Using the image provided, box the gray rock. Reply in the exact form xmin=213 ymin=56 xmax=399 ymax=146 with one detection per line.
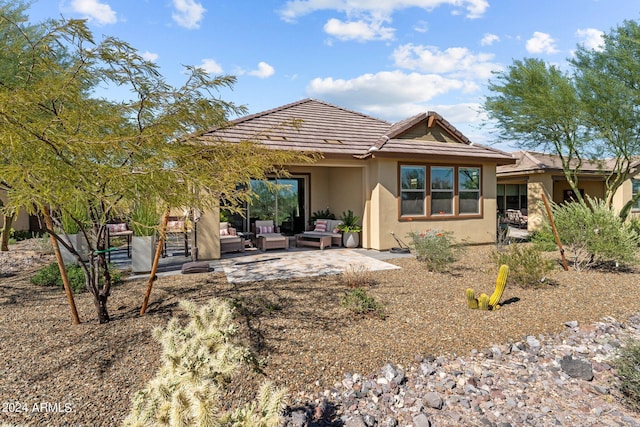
xmin=424 ymin=391 xmax=443 ymax=409
xmin=564 ymin=320 xmax=579 ymax=328
xmin=560 ymin=356 xmax=594 ymax=381
xmin=345 ymin=415 xmax=367 ymax=427
xmin=412 ymin=413 xmax=431 ymax=427
xmin=288 ymin=410 xmax=307 ymax=427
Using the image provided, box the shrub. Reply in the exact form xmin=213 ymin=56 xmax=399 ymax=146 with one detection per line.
xmin=539 ymin=197 xmax=638 ymax=270
xmin=31 ymin=262 xmax=121 ymax=293
xmin=341 ymin=264 xmax=374 ymax=288
xmin=407 ymin=229 xmax=465 ymax=272
xmin=124 ymin=298 xmax=287 ymax=426
xmin=614 ymin=339 xmax=640 ymax=412
xmin=341 ymin=288 xmax=385 ymax=319
xmin=490 ymin=244 xmax=555 ymax=288
xmin=530 ymin=230 xmax=559 ymax=252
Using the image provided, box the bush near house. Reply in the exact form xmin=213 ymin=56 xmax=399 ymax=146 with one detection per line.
xmin=408 ymin=229 xmax=466 ymax=272
xmin=490 ymin=244 xmax=555 ymax=288
xmin=537 ymin=197 xmax=638 ymax=270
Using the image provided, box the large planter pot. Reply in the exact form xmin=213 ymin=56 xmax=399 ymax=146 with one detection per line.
xmin=60 ymin=233 xmax=89 ymax=264
xmin=132 ymin=235 xmax=156 ymax=273
xmin=343 ymin=231 xmax=360 ymax=248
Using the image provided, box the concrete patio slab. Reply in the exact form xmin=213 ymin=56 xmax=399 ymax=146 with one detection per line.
xmin=219 ymin=248 xmax=402 ymax=284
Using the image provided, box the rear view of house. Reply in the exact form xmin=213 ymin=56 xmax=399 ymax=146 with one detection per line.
xmin=198 ymin=99 xmax=515 ymax=258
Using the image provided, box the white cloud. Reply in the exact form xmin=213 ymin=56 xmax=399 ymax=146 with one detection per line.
xmin=576 ymin=28 xmax=604 ymax=51
xmin=413 ymin=20 xmax=428 ymax=33
xmin=307 ymin=70 xmax=468 ymax=109
xmin=280 ymin=0 xmax=489 ymax=22
xmin=392 ymin=44 xmax=502 ymax=80
xmin=198 ymin=59 xmax=223 ymax=74
xmin=526 ymin=31 xmax=559 ymax=54
xmin=70 ymin=0 xmax=117 ymax=25
xmin=171 ymin=0 xmax=206 ymax=29
xmin=480 ymin=33 xmax=499 ymax=46
xmin=324 ymin=18 xmax=395 ymax=41
xmin=248 ymin=62 xmax=275 ymax=78
xmin=141 ymin=51 xmax=159 ymax=62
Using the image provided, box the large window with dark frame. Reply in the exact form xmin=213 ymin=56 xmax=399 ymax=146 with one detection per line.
xmin=399 ymin=164 xmax=482 ymax=218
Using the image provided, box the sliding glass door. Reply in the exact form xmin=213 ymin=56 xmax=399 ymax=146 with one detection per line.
xmin=248 ymin=176 xmax=307 ymax=235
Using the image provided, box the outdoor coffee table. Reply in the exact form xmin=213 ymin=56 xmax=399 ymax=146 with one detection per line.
xmin=295 ymin=233 xmax=332 ymax=250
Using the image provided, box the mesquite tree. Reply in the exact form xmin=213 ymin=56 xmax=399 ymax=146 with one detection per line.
xmin=0 ymin=4 xmax=313 ymax=323
xmin=485 ymin=19 xmax=640 ymax=220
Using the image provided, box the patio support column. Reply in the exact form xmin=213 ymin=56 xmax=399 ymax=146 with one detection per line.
xmin=197 ymin=209 xmax=220 ymax=260
xmin=527 ymin=175 xmax=553 ymax=231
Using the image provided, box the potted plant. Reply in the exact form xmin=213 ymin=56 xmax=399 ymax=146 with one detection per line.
xmin=130 ymin=201 xmax=160 ymax=273
xmin=337 ymin=210 xmax=362 ymax=248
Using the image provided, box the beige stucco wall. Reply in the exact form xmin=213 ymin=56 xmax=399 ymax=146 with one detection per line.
xmin=197 ymin=209 xmax=220 ymax=260
xmin=0 ymin=189 xmax=30 ymax=232
xmin=365 ymin=158 xmax=499 ymax=250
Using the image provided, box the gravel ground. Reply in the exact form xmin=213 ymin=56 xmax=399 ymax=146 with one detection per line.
xmin=1 ymin=238 xmax=640 ymax=426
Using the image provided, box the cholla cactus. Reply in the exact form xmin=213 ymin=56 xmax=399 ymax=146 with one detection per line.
xmin=123 ymin=298 xmax=287 ymax=427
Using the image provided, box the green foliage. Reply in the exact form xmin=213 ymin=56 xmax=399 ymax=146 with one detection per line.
xmin=407 ymin=229 xmax=465 ymax=272
xmin=341 ymin=288 xmax=385 ymax=319
xmin=541 ymin=197 xmax=639 ymax=270
xmin=124 ymin=298 xmax=287 ymax=427
xmin=486 ymin=20 xmax=640 ymax=219
xmin=337 ymin=209 xmax=361 ymax=233
xmin=530 ymin=230 xmax=559 ymax=252
xmin=614 ymin=339 xmax=640 ymax=412
xmin=490 ymin=244 xmax=555 ymax=288
xmin=30 ymin=262 xmax=121 ymax=293
xmin=628 ymin=217 xmax=640 ymax=246
xmin=309 ymin=209 xmax=335 ymax=225
xmin=128 ymin=201 xmax=160 ymax=237
xmin=0 ymin=5 xmax=315 ymax=322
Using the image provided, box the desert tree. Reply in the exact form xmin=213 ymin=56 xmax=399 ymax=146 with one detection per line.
xmin=0 ymin=4 xmax=314 ymax=323
xmin=571 ymin=19 xmax=640 ymax=219
xmin=484 ymin=19 xmax=640 ymax=220
xmin=484 ymin=57 xmax=588 ymax=204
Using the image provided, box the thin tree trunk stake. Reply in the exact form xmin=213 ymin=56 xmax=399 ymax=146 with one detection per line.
xmin=541 ymin=193 xmax=569 ymax=271
xmin=140 ymin=208 xmax=170 ymax=315
xmin=43 ymin=207 xmax=81 ymax=324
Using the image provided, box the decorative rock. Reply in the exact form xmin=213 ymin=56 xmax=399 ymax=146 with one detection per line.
xmin=560 ymin=356 xmax=594 ymax=381
xmin=424 ymin=391 xmax=443 ymax=410
xmin=412 ymin=413 xmax=431 ymax=427
xmin=565 ymin=320 xmax=579 ymax=328
xmin=345 ymin=415 xmax=367 ymax=427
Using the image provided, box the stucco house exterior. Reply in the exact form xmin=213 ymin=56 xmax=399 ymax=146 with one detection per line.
xmin=496 ymin=150 xmax=640 ymax=231
xmin=196 ymin=99 xmax=515 ymax=259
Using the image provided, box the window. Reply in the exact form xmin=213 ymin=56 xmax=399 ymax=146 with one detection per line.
xmin=633 ymin=179 xmax=640 ymax=210
xmin=399 ymin=164 xmax=482 ymax=218
xmin=400 ymin=166 xmax=426 ymax=216
xmin=431 ymin=167 xmax=454 ymax=215
xmin=459 ymin=167 xmax=481 ymax=214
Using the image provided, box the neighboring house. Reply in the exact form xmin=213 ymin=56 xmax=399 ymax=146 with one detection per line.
xmin=496 ymin=150 xmax=640 ymax=231
xmin=197 ymin=99 xmax=514 ymax=259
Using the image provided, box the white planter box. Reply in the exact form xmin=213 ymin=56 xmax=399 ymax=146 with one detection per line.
xmin=60 ymin=233 xmax=89 ymax=264
xmin=132 ymin=235 xmax=156 ymax=273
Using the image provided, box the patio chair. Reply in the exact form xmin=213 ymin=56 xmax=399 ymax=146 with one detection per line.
xmin=220 ymin=222 xmax=245 ymax=254
xmin=253 ymin=220 xmax=288 ymax=251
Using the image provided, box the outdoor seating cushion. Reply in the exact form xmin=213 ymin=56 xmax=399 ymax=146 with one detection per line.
xmin=181 ymin=261 xmax=213 ymax=274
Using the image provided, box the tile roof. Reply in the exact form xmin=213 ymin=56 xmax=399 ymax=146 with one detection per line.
xmin=200 ymin=98 xmax=515 ymax=164
xmin=497 ymin=151 xmax=609 ymax=176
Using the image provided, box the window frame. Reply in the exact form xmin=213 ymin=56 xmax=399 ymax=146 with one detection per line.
xmin=632 ymin=179 xmax=640 ymax=211
xmin=399 ymin=165 xmax=427 ymax=217
xmin=398 ymin=163 xmax=483 ymax=220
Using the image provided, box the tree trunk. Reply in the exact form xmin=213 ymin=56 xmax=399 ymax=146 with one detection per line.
xmin=1 ymin=214 xmax=13 ymax=251
xmin=94 ymin=292 xmax=110 ymax=324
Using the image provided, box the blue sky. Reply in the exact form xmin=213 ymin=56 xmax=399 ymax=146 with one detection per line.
xmin=25 ymin=0 xmax=640 ymax=150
